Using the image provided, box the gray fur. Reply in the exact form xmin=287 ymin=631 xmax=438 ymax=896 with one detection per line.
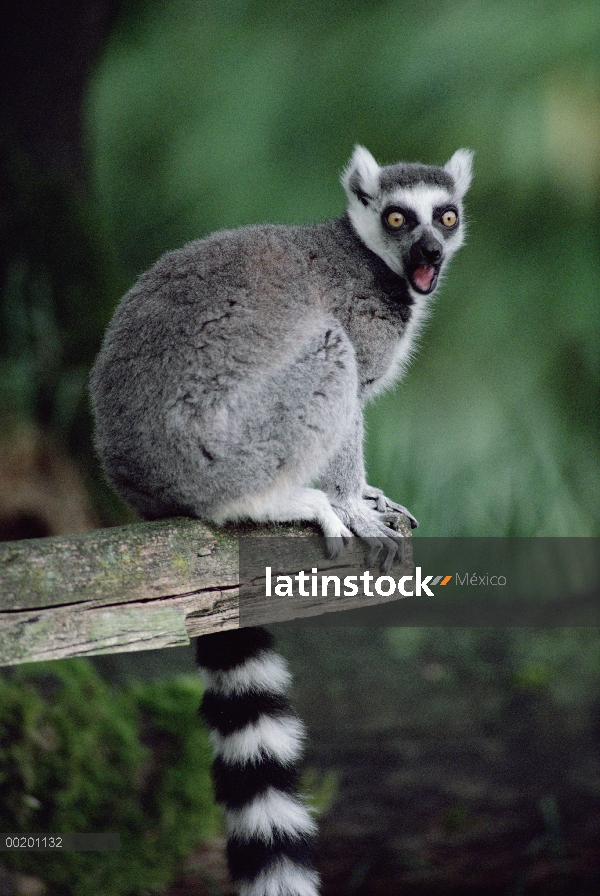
xmin=379 ymin=163 xmax=454 ymax=192
xmin=90 ymin=147 xmax=472 ymax=567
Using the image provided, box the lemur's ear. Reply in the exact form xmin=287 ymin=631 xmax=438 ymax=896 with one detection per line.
xmin=341 ymin=145 xmax=381 ymax=207
xmin=444 ymin=149 xmax=474 ymax=199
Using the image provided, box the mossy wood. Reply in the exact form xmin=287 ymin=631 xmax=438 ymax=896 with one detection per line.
xmin=0 ymin=517 xmax=412 ymax=666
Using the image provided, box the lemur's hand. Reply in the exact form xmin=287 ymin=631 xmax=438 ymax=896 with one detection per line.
xmin=362 ymin=485 xmax=419 ymax=529
xmin=330 ymin=499 xmax=405 ymax=572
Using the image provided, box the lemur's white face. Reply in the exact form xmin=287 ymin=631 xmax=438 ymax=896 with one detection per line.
xmin=342 ymin=146 xmax=473 ymax=300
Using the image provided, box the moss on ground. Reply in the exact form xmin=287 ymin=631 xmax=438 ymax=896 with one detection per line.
xmin=0 ymin=658 xmax=219 ymax=896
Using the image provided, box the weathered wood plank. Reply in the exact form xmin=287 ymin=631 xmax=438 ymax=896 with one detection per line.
xmin=0 ymin=516 xmax=412 ymax=666
xmin=0 ymin=590 xmax=239 ymax=665
xmin=0 ymin=518 xmax=238 ymax=610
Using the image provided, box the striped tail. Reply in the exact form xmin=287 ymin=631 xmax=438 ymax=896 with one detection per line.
xmin=196 ymin=627 xmax=320 ymax=896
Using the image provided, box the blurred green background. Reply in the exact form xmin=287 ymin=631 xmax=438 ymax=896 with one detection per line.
xmin=1 ymin=0 xmax=599 ymax=538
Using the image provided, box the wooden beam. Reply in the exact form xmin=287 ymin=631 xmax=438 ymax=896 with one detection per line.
xmin=0 ymin=516 xmax=412 ymax=666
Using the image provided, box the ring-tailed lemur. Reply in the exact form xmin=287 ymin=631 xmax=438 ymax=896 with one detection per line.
xmin=90 ymin=146 xmax=472 ymax=896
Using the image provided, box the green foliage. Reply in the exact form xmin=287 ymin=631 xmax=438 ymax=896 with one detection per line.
xmin=0 ymin=144 xmax=121 ymax=441
xmin=299 ymin=767 xmax=340 ymax=818
xmin=0 ymin=140 xmax=130 ymax=525
xmin=386 ymin=627 xmax=600 ymax=720
xmin=0 ymin=659 xmax=219 ymax=896
xmin=86 ymin=0 xmax=600 ymax=536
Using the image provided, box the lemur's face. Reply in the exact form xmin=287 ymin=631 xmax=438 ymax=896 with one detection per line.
xmin=342 ymin=147 xmax=473 ymax=300
xmin=378 ymin=184 xmax=462 ymax=295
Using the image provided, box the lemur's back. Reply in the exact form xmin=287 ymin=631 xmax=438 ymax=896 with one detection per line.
xmin=94 ymin=224 xmax=323 ymax=393
xmin=91 ymin=220 xmax=356 ymax=518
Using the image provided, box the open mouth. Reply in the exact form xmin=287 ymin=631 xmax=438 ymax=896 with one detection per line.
xmin=408 ymin=264 xmax=440 ymax=295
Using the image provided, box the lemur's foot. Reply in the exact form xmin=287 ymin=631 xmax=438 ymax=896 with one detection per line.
xmin=331 ymin=500 xmax=405 ymax=572
xmin=362 ymin=485 xmax=419 ymax=529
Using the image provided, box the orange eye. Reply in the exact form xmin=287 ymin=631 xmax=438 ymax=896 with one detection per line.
xmin=442 ymin=209 xmax=457 ymax=227
xmin=386 ymin=211 xmax=405 ymax=228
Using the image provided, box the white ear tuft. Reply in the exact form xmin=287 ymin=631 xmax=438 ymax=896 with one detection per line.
xmin=341 ymin=145 xmax=381 ymax=206
xmin=444 ymin=148 xmax=474 ymax=199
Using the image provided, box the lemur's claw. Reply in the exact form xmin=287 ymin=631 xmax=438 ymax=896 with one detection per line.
xmin=363 ymin=486 xmax=419 ymax=529
xmin=323 ymin=530 xmax=352 ymax=560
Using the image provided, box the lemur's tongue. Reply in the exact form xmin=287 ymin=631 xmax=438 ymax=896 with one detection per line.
xmin=412 ymin=264 xmax=435 ymax=292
